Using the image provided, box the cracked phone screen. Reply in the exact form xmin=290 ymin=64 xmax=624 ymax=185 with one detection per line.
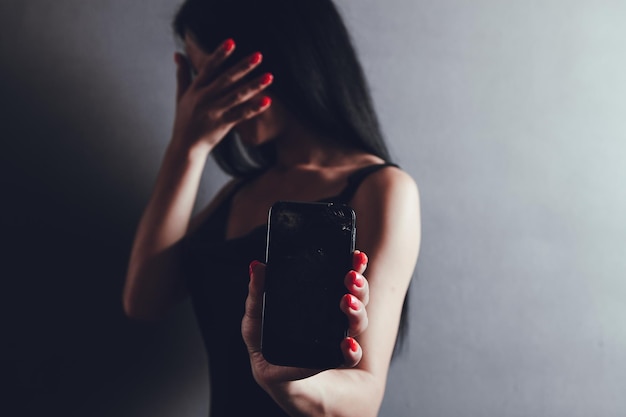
xmin=262 ymin=201 xmax=355 ymax=369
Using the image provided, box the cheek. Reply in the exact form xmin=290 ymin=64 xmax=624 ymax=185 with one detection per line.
xmin=236 ymin=119 xmax=262 ymax=144
xmin=236 ymin=111 xmax=280 ymax=145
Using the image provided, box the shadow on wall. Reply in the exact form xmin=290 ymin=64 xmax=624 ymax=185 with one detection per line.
xmin=0 ymin=28 xmax=201 ymax=417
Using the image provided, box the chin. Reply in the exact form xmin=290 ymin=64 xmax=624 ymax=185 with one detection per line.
xmin=234 ymin=97 xmax=284 ymax=146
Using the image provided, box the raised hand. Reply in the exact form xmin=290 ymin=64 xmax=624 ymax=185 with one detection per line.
xmin=172 ymin=37 xmax=273 ymax=153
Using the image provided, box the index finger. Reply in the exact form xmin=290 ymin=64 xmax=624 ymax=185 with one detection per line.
xmin=352 ymin=250 xmax=368 ymax=275
xmin=186 ymin=35 xmax=236 ymax=86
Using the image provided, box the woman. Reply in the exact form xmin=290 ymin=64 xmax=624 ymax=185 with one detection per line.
xmin=123 ymin=0 xmax=420 ymax=415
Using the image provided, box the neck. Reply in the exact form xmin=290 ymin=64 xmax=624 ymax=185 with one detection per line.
xmin=272 ymin=120 xmax=353 ymax=170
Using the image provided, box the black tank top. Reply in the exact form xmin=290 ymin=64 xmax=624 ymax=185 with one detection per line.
xmin=183 ymin=163 xmax=398 ymax=416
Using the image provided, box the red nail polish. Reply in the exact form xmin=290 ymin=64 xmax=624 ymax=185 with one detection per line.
xmin=347 ymin=294 xmax=359 ymax=311
xmin=259 ymin=96 xmax=272 ymax=108
xmin=358 ymin=251 xmax=368 ymax=266
xmin=260 ymin=73 xmax=273 ymax=86
xmin=249 ymin=260 xmax=261 ymax=276
xmin=348 ymin=337 xmax=358 ymax=353
xmin=249 ymin=52 xmax=263 ymax=65
xmin=222 ymin=38 xmax=235 ymax=53
xmin=351 ymin=271 xmax=364 ymax=288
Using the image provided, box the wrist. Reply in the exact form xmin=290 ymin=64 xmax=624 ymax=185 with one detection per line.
xmin=265 ymin=380 xmax=325 ymax=417
xmin=165 ymin=137 xmax=212 ymax=165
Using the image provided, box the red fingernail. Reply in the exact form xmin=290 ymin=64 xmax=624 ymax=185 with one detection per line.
xmin=347 ymin=294 xmax=359 ymax=311
xmin=260 ymin=96 xmax=272 ymax=108
xmin=348 ymin=337 xmax=359 ymax=353
xmin=249 ymin=260 xmax=261 ymax=276
xmin=222 ymin=38 xmax=235 ymax=53
xmin=260 ymin=73 xmax=273 ymax=86
xmin=351 ymin=271 xmax=364 ymax=288
xmin=249 ymin=52 xmax=263 ymax=65
xmin=358 ymin=251 xmax=368 ymax=266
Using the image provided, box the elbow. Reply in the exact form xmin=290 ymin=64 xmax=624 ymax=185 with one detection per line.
xmin=369 ymin=383 xmax=386 ymax=417
xmin=359 ymin=374 xmax=386 ymax=417
xmin=122 ymin=292 xmax=144 ymax=321
xmin=122 ymin=286 xmax=162 ymax=321
xmin=122 ymin=294 xmax=141 ymax=320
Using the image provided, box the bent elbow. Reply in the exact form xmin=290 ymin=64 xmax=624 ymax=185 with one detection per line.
xmin=122 ymin=296 xmax=139 ymax=320
xmin=122 ymin=288 xmax=162 ymax=321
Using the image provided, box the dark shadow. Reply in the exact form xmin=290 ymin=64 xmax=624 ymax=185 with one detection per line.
xmin=0 ymin=19 xmax=202 ymax=417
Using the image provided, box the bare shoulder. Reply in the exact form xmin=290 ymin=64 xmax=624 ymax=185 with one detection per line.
xmin=352 ymin=165 xmax=420 ymax=214
xmin=350 ymin=165 xmax=421 ymax=260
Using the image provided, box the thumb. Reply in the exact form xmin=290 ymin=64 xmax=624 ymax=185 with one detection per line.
xmin=242 ymin=260 xmax=266 ymax=353
xmin=174 ymin=52 xmax=192 ymax=102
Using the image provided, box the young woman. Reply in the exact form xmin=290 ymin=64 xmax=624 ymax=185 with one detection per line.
xmin=123 ymin=0 xmax=420 ymax=415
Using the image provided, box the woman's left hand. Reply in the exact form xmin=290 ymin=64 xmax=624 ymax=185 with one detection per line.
xmin=241 ymin=250 xmax=370 ymax=390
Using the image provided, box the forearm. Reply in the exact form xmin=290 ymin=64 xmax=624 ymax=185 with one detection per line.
xmin=269 ymin=369 xmax=385 ymax=417
xmin=123 ymin=141 xmax=210 ymax=319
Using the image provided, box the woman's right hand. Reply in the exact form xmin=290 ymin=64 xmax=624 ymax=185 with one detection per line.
xmin=172 ymin=38 xmax=273 ymax=153
xmin=125 ymin=38 xmax=271 ymax=320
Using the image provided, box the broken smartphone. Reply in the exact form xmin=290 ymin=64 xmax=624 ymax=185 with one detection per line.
xmin=261 ymin=201 xmax=356 ymax=369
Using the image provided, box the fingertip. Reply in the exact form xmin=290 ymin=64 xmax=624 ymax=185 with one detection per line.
xmin=353 ymin=250 xmax=368 ymax=272
xmin=249 ymin=260 xmax=262 ymax=277
xmin=358 ymin=251 xmax=368 ymax=266
xmin=345 ymin=294 xmax=360 ymax=311
xmin=348 ymin=270 xmax=364 ymax=289
xmin=249 ymin=51 xmax=263 ymax=66
xmin=347 ymin=337 xmax=359 ymax=353
xmin=174 ymin=52 xmax=189 ymax=68
xmin=259 ymin=96 xmax=272 ymax=109
xmin=222 ymin=38 xmax=236 ymax=54
xmin=260 ymin=72 xmax=274 ymax=86
xmin=341 ymin=337 xmax=361 ymax=367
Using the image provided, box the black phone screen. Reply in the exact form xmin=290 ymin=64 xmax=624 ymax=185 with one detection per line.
xmin=261 ymin=201 xmax=356 ymax=369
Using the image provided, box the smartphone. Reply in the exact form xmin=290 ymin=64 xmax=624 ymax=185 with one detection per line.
xmin=261 ymin=201 xmax=356 ymax=369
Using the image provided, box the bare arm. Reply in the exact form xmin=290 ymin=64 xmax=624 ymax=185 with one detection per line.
xmin=244 ymin=167 xmax=421 ymax=416
xmin=123 ymin=36 xmax=274 ymax=320
xmin=123 ymin=143 xmax=209 ymax=320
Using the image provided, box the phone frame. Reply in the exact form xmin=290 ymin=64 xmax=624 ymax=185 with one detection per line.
xmin=261 ymin=201 xmax=356 ymax=369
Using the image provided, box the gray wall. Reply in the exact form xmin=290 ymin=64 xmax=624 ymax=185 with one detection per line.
xmin=2 ymin=0 xmax=624 ymax=416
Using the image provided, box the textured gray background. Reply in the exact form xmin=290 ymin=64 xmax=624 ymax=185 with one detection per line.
xmin=2 ymin=0 xmax=625 ymax=416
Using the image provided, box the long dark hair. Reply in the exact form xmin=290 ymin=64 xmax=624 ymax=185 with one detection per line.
xmin=173 ymin=0 xmax=391 ymax=176
xmin=173 ymin=0 xmax=408 ymax=355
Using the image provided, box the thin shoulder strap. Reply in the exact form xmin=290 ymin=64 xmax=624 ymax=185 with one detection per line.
xmin=225 ymin=169 xmax=266 ymax=201
xmin=334 ymin=163 xmax=399 ymax=204
xmin=207 ymin=171 xmax=261 ymax=221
